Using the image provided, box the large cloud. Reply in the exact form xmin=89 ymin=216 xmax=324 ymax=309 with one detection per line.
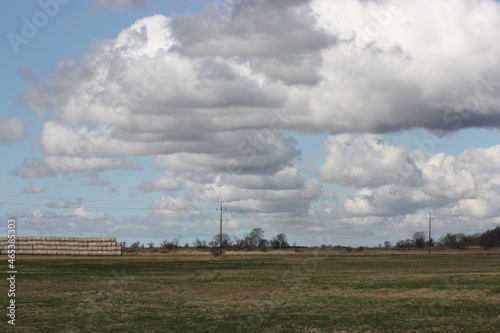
xmin=18 ymin=1 xmax=500 ymax=164
xmin=140 ymin=165 xmax=321 ymax=230
xmin=319 ymin=134 xmax=422 ymax=187
xmin=303 ymin=0 xmax=500 ymax=133
xmin=12 ymin=0 xmax=500 ymax=241
xmin=319 ymin=134 xmax=500 ymax=221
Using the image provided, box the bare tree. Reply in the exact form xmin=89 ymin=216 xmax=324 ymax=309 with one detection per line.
xmin=412 ymin=231 xmax=426 ymax=249
xmin=245 ymin=228 xmax=266 ymax=248
xmin=439 ymin=233 xmax=465 ymax=249
xmin=192 ymin=238 xmax=207 ymax=248
xmin=480 ymin=226 xmax=500 ymax=249
xmin=160 ymin=238 xmax=180 ymax=249
xmin=213 ymin=233 xmax=233 ymax=248
xmin=270 ymin=233 xmax=289 ymax=248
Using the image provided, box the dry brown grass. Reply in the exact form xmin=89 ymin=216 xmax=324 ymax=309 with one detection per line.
xmin=4 ymin=251 xmax=500 ymax=332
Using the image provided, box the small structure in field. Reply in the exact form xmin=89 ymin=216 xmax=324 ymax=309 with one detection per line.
xmin=0 ymin=236 xmax=122 ymax=256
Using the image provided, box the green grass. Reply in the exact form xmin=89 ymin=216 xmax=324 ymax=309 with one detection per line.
xmin=1 ymin=251 xmax=499 ymax=332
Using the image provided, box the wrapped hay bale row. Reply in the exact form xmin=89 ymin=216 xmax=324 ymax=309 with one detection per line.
xmin=86 ymin=242 xmax=117 ymax=247
xmin=0 ymin=237 xmax=117 ymax=244
xmin=13 ymin=245 xmax=34 ymax=250
xmin=65 ymin=250 xmax=121 ymax=256
xmin=22 ymin=237 xmax=95 ymax=242
xmin=0 ymin=237 xmax=121 ymax=256
xmin=1 ymin=249 xmax=121 ymax=256
xmin=25 ymin=237 xmax=62 ymax=242
xmin=53 ymin=242 xmax=117 ymax=247
xmin=50 ymin=246 xmax=119 ymax=251
xmin=11 ymin=245 xmax=123 ymax=251
xmin=9 ymin=250 xmax=118 ymax=256
xmin=2 ymin=249 xmax=21 ymax=255
xmin=29 ymin=245 xmax=117 ymax=251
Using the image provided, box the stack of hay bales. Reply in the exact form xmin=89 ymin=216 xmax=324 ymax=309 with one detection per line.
xmin=0 ymin=237 xmax=122 ymax=256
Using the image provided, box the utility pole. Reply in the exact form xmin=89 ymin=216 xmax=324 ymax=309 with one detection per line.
xmin=216 ymin=202 xmax=226 ymax=248
xmin=427 ymin=212 xmax=435 ymax=255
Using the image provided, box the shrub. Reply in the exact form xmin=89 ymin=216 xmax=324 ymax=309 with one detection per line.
xmin=209 ymin=247 xmax=225 ymax=258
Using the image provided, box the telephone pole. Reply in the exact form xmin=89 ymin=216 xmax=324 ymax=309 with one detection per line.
xmin=427 ymin=212 xmax=435 ymax=255
xmin=216 ymin=202 xmax=226 ymax=248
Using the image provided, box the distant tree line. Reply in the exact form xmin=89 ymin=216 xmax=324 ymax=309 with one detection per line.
xmin=122 ymin=225 xmax=500 ymax=251
xmin=123 ymin=228 xmax=290 ymax=251
xmin=393 ymin=226 xmax=500 ymax=249
xmin=194 ymin=228 xmax=290 ymax=249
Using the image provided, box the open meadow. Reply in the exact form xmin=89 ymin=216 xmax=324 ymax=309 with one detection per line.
xmin=2 ymin=248 xmax=500 ymax=333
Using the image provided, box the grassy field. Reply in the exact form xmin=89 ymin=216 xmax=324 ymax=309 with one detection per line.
xmin=2 ymin=249 xmax=500 ymax=332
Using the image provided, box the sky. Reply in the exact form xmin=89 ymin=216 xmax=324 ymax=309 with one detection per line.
xmin=1 ymin=0 xmax=500 ymax=248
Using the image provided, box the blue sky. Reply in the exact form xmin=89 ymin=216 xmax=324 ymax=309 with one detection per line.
xmin=1 ymin=0 xmax=500 ymax=247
